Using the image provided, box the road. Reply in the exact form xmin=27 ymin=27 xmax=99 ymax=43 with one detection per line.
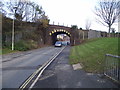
xmin=33 ymin=46 xmax=118 ymax=88
xmin=2 ymin=46 xmax=64 ymax=88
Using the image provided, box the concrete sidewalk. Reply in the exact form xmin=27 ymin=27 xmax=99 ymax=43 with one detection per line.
xmin=33 ymin=46 xmax=119 ymax=88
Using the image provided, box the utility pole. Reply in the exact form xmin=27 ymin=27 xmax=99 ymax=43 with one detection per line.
xmin=12 ymin=6 xmax=17 ymax=50
xmin=12 ymin=17 xmax=15 ymax=50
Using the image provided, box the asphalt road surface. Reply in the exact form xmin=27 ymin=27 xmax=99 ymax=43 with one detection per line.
xmin=33 ymin=46 xmax=118 ymax=88
xmin=2 ymin=46 xmax=64 ymax=88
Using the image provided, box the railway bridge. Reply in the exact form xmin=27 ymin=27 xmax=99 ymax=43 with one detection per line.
xmin=47 ymin=25 xmax=73 ymax=45
xmin=45 ymin=25 xmax=107 ymax=46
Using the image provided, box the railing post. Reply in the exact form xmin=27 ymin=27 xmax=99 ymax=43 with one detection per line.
xmin=104 ymin=54 xmax=107 ymax=75
xmin=104 ymin=54 xmax=120 ymax=83
xmin=117 ymin=56 xmax=119 ymax=82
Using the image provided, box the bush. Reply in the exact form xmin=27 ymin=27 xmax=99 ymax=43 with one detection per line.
xmin=2 ymin=42 xmax=12 ymax=49
xmin=27 ymin=40 xmax=38 ymax=49
xmin=15 ymin=40 xmax=29 ymax=51
xmin=2 ymin=40 xmax=38 ymax=51
xmin=14 ymin=40 xmax=38 ymax=51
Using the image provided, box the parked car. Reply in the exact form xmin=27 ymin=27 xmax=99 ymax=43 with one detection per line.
xmin=55 ymin=41 xmax=62 ymax=47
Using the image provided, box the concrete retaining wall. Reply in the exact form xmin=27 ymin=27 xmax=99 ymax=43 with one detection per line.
xmin=88 ymin=30 xmax=101 ymax=39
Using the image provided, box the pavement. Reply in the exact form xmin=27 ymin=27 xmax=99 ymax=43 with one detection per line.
xmin=33 ymin=46 xmax=119 ymax=88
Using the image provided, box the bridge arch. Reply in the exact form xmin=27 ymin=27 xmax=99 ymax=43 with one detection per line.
xmin=49 ymin=29 xmax=71 ymax=45
xmin=49 ymin=29 xmax=71 ymax=36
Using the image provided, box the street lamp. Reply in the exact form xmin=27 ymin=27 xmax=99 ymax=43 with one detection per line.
xmin=12 ymin=6 xmax=17 ymax=50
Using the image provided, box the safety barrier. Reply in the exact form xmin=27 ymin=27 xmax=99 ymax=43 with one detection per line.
xmin=104 ymin=54 xmax=120 ymax=83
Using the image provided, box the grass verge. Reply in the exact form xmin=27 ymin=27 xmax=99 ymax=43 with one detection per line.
xmin=0 ymin=48 xmax=18 ymax=55
xmin=1 ymin=40 xmax=38 ymax=55
xmin=69 ymin=37 xmax=119 ymax=73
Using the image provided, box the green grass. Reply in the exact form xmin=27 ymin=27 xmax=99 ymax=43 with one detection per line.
xmin=0 ymin=48 xmax=18 ymax=55
xmin=69 ymin=37 xmax=119 ymax=73
xmin=1 ymin=40 xmax=38 ymax=55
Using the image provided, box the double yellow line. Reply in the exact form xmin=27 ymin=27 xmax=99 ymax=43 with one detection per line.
xmin=19 ymin=46 xmax=66 ymax=90
xmin=19 ymin=64 xmax=43 ymax=90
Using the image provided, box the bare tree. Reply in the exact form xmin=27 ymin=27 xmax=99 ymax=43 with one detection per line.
xmin=94 ymin=0 xmax=120 ymax=37
xmin=0 ymin=1 xmax=7 ymax=16
xmin=85 ymin=19 xmax=91 ymax=30
xmin=4 ymin=0 xmax=44 ymax=22
xmin=6 ymin=0 xmax=28 ymax=21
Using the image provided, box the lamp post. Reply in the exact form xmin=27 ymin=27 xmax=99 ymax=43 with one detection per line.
xmin=12 ymin=6 xmax=17 ymax=50
xmin=12 ymin=15 xmax=15 ymax=50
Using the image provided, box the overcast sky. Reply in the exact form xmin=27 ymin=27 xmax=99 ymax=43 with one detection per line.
xmin=19 ymin=0 xmax=119 ymax=32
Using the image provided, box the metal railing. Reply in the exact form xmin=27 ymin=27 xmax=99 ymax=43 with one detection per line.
xmin=104 ymin=54 xmax=120 ymax=83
